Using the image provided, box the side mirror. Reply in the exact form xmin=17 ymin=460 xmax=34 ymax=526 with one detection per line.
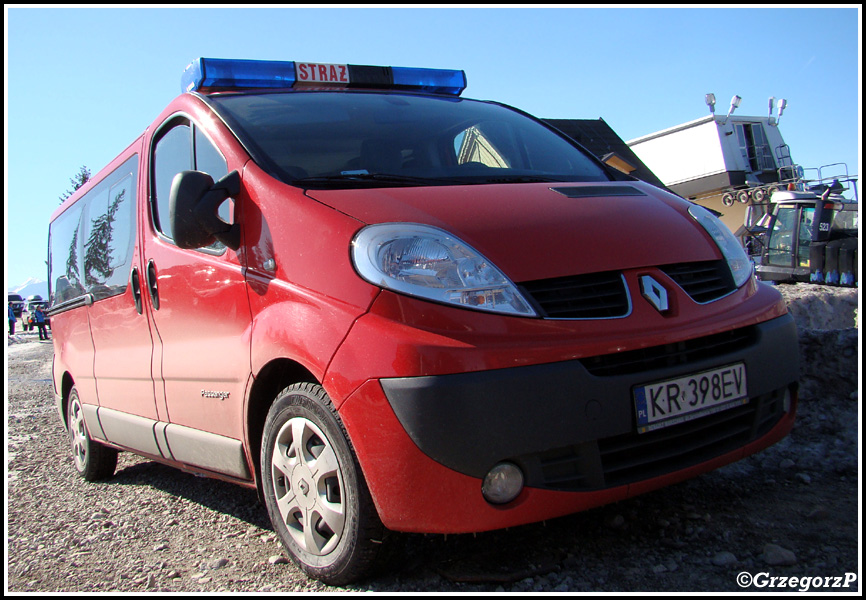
xmin=169 ymin=170 xmax=241 ymax=250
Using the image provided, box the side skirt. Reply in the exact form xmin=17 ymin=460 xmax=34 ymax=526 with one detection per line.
xmin=86 ymin=405 xmax=251 ymax=480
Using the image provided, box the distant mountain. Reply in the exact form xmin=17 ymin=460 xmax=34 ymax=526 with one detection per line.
xmin=8 ymin=278 xmax=49 ymax=300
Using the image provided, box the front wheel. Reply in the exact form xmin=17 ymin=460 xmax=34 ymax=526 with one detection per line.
xmin=67 ymin=387 xmax=117 ymax=481
xmin=261 ymin=383 xmax=387 ymax=586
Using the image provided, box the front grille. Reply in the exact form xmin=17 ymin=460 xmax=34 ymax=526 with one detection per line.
xmin=579 ymin=326 xmax=758 ymax=378
xmin=518 ymin=387 xmax=788 ymax=492
xmin=661 ymin=260 xmax=736 ymax=303
xmin=519 ymin=271 xmax=630 ymax=319
xmin=519 ymin=260 xmax=735 ymax=321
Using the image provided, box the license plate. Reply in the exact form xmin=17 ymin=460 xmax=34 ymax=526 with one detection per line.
xmin=634 ymin=363 xmax=748 ymax=433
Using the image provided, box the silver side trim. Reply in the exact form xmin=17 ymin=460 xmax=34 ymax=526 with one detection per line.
xmin=97 ymin=407 xmax=161 ymax=455
xmin=94 ymin=407 xmax=250 ymax=480
xmin=82 ymin=402 xmax=108 ymax=440
xmin=164 ymin=423 xmax=251 ymax=480
xmin=153 ymin=421 xmax=174 ymax=461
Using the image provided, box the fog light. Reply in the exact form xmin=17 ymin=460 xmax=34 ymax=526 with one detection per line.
xmin=481 ymin=462 xmax=524 ymax=505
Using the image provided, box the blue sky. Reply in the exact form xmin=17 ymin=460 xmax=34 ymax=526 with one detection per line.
xmin=5 ymin=6 xmax=861 ymax=289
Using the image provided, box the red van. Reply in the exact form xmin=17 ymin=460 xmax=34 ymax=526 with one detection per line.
xmin=49 ymin=58 xmax=800 ymax=585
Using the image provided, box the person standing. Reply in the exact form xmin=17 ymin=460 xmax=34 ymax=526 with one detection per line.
xmin=34 ymin=306 xmax=49 ymax=341
xmin=8 ymin=302 xmax=16 ymax=335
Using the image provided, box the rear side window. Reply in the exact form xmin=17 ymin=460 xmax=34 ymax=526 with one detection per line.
xmin=49 ymin=202 xmax=85 ymax=305
xmin=49 ymin=155 xmax=139 ymax=306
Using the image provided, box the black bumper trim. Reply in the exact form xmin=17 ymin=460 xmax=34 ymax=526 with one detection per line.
xmin=380 ymin=314 xmax=799 ymax=483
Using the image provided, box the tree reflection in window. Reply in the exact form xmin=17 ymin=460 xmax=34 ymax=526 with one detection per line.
xmin=65 ymin=227 xmax=80 ymax=288
xmin=50 ymin=157 xmax=137 ymax=306
xmin=59 ymin=220 xmax=83 ymax=302
xmin=84 ymin=187 xmax=126 ymax=290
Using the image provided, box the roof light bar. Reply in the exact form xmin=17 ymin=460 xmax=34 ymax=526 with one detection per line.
xmin=391 ymin=66 xmax=467 ymax=96
xmin=182 ymin=58 xmax=466 ymax=96
xmin=182 ymin=58 xmax=296 ymax=93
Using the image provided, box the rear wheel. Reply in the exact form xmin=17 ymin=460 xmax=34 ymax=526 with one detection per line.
xmin=67 ymin=387 xmax=117 ymax=481
xmin=261 ymin=383 xmax=387 ymax=586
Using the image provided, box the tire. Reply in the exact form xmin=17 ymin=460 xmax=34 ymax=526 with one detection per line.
xmin=67 ymin=387 xmax=117 ymax=481
xmin=261 ymin=383 xmax=387 ymax=585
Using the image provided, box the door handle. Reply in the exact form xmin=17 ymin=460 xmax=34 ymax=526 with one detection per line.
xmin=131 ymin=267 xmax=143 ymax=314
xmin=146 ymin=260 xmax=160 ymax=311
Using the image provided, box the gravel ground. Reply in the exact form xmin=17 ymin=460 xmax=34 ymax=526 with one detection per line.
xmin=5 ymin=283 xmax=860 ymax=593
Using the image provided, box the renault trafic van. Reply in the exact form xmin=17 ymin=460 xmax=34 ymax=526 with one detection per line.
xmin=49 ymin=58 xmax=800 ymax=585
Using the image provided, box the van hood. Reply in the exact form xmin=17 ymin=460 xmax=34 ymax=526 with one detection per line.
xmin=306 ymin=181 xmax=718 ymax=282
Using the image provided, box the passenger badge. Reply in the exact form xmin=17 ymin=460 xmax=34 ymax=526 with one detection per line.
xmin=639 ymin=275 xmax=669 ymax=313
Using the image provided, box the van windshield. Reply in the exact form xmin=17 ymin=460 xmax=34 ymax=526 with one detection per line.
xmin=206 ymin=91 xmax=611 ymax=188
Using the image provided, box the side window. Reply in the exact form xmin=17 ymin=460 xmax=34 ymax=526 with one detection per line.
xmin=50 ymin=155 xmax=139 ymax=305
xmin=194 ymin=127 xmax=231 ymax=225
xmin=152 ymin=119 xmax=230 ymax=248
xmin=797 ymin=207 xmax=815 ymax=267
xmin=106 ymin=175 xmax=136 ymax=272
xmin=767 ymin=206 xmax=796 ymax=267
xmin=49 ymin=203 xmax=85 ymax=305
xmin=82 ymin=173 xmax=137 ymax=300
xmin=153 ymin=123 xmax=192 ymax=240
xmin=832 ymin=207 xmax=858 ymax=231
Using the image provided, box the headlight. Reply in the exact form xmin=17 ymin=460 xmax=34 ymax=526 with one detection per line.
xmin=688 ymin=205 xmax=753 ymax=288
xmin=351 ymin=223 xmax=537 ymax=316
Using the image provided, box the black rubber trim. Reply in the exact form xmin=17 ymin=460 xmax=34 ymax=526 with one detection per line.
xmin=347 ymin=65 xmax=393 ymax=88
xmin=550 ymin=185 xmax=647 ymax=198
xmin=380 ymin=314 xmax=799 ymax=479
xmin=46 ymin=294 xmax=93 ymax=317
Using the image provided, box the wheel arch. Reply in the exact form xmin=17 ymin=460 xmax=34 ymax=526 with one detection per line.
xmin=58 ymin=371 xmax=76 ymax=431
xmin=246 ymin=357 xmax=319 ymax=499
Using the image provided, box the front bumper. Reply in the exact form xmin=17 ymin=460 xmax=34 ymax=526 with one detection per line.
xmin=337 ymin=313 xmax=799 ymax=533
xmin=380 ymin=314 xmax=799 ymax=486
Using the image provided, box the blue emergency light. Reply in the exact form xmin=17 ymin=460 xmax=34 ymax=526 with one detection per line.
xmin=182 ymin=58 xmax=467 ymax=96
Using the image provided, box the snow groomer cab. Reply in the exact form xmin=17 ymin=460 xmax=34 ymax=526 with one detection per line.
xmin=48 ymin=58 xmax=800 ymax=585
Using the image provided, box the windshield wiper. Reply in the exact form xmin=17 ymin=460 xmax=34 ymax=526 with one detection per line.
xmin=294 ymin=172 xmax=570 ymax=188
xmin=474 ymin=175 xmax=565 ymax=184
xmin=294 ymin=173 xmax=457 ymax=187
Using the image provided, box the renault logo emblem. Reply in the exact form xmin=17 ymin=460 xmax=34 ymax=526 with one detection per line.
xmin=640 ymin=275 xmax=669 ymax=313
